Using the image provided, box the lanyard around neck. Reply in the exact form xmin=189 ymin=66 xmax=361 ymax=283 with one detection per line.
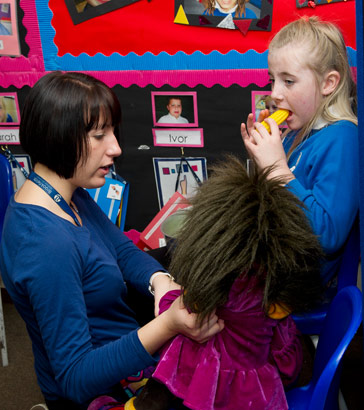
xmin=28 ymin=171 xmax=81 ymax=227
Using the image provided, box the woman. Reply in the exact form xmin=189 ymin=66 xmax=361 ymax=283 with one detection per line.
xmin=0 ymin=72 xmax=223 ymax=410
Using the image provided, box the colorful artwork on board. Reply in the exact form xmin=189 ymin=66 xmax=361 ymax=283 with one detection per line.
xmin=296 ymin=0 xmax=354 ymax=8
xmin=153 ymin=157 xmax=207 ymax=209
xmin=65 ymin=0 xmax=143 ymax=24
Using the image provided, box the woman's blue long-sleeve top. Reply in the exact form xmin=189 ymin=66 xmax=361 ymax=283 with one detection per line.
xmin=283 ymin=120 xmax=359 ymax=284
xmin=0 ymin=188 xmax=165 ymax=404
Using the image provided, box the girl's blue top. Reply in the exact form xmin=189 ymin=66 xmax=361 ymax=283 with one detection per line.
xmin=283 ymin=120 xmax=359 ymax=284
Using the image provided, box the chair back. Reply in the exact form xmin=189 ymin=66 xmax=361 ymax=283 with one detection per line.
xmin=286 ymin=286 xmax=362 ymax=410
xmin=292 ymin=217 xmax=360 ymax=335
xmin=0 ymin=153 xmax=14 ymax=242
xmin=311 ymin=286 xmax=362 ymax=409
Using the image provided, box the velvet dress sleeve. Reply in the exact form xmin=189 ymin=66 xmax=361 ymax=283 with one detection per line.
xmin=269 ymin=316 xmax=303 ymax=387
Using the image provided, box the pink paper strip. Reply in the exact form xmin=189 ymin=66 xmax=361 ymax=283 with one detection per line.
xmin=0 ymin=0 xmax=44 ymax=88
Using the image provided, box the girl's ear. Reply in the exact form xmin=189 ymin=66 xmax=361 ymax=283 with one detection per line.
xmin=321 ymin=70 xmax=340 ymax=96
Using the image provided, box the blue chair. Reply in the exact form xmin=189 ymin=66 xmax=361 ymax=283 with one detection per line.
xmin=0 ymin=152 xmax=14 ymax=366
xmin=292 ymin=219 xmax=360 ymax=335
xmin=286 ymin=286 xmax=362 ymax=410
xmin=0 ymin=152 xmax=14 ymax=241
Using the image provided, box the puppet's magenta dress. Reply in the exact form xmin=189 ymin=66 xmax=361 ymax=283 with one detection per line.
xmin=153 ymin=275 xmax=302 ymax=410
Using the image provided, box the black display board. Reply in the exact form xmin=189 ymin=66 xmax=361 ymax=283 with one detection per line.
xmin=1 ymin=81 xmax=271 ymax=231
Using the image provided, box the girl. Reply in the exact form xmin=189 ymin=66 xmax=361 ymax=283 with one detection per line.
xmin=241 ymin=16 xmax=359 ymax=285
xmin=97 ymin=156 xmax=322 ymax=410
xmin=203 ymin=0 xmax=257 ymax=19
xmin=0 ymin=72 xmax=223 ymax=410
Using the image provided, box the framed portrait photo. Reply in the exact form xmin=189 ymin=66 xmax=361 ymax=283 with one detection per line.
xmin=152 ymin=91 xmax=198 ymax=128
xmin=0 ymin=0 xmax=20 ymax=56
xmin=65 ymin=0 xmax=143 ymax=25
xmin=175 ymin=0 xmax=273 ymax=31
xmin=0 ymin=92 xmax=20 ymax=125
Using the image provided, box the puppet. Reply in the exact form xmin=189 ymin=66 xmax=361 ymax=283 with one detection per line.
xmin=90 ymin=155 xmax=323 ymax=410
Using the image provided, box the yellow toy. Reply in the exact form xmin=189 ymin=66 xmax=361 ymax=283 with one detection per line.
xmin=261 ymin=109 xmax=289 ymax=133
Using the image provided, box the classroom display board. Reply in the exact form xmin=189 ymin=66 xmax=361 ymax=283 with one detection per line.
xmin=0 ymin=0 xmax=357 ymax=231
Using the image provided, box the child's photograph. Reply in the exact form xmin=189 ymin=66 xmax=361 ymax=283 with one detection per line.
xmin=182 ymin=0 xmax=261 ymax=19
xmin=0 ymin=93 xmax=20 ymax=125
xmin=152 ymin=92 xmax=198 ymax=127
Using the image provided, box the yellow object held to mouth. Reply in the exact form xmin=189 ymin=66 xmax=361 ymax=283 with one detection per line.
xmin=261 ymin=109 xmax=290 ymax=133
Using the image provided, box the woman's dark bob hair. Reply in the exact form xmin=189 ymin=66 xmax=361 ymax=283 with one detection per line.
xmin=20 ymin=71 xmax=121 ymax=179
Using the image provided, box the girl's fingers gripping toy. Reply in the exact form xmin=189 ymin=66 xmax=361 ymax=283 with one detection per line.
xmin=261 ymin=109 xmax=289 ymax=133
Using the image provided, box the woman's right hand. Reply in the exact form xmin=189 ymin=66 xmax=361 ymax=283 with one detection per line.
xmin=138 ymin=296 xmax=224 ymax=354
xmin=164 ymin=296 xmax=224 ymax=344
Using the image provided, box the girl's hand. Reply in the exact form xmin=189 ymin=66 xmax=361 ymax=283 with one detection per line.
xmin=165 ymin=296 xmax=224 ymax=344
xmin=241 ymin=110 xmax=270 ymax=154
xmin=241 ymin=115 xmax=294 ymax=183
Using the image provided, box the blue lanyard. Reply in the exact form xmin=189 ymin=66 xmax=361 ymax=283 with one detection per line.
xmin=28 ymin=171 xmax=81 ymax=227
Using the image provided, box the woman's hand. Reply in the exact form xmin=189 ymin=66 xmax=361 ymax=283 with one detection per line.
xmin=164 ymin=296 xmax=224 ymax=344
xmin=241 ymin=113 xmax=294 ymax=183
xmin=138 ymin=295 xmax=224 ymax=354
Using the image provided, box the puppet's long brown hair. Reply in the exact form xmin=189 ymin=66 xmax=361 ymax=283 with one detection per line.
xmin=169 ymin=155 xmax=323 ymax=322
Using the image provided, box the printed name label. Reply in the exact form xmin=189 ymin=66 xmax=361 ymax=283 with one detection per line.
xmin=153 ymin=128 xmax=204 ymax=147
xmin=0 ymin=128 xmax=20 ymax=144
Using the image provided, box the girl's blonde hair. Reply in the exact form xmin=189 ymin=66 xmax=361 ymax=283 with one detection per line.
xmin=269 ymin=16 xmax=357 ymax=157
xmin=0 ymin=96 xmax=7 ymax=122
xmin=205 ymin=0 xmax=247 ymax=18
